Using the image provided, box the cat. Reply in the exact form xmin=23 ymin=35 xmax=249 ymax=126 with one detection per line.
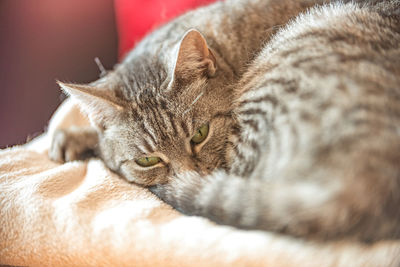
xmin=50 ymin=0 xmax=321 ymax=182
xmin=49 ymin=0 xmax=400 ymax=242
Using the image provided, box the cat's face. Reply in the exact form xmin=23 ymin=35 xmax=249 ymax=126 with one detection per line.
xmin=61 ymin=30 xmax=236 ymax=186
xmin=101 ymin=76 xmax=234 ymax=186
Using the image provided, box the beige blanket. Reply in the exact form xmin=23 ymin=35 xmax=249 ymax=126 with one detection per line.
xmin=1 ymin=99 xmax=399 ymax=267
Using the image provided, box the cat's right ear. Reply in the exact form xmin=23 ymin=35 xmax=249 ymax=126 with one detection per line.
xmin=58 ymin=81 xmax=125 ymax=129
xmin=172 ymin=29 xmax=217 ymax=83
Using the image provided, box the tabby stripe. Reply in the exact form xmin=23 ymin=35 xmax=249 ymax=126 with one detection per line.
xmin=206 ymin=175 xmax=226 ymax=219
xmin=239 ymin=108 xmax=268 ymax=117
xmin=148 ymin=105 xmax=168 ymax=140
xmin=346 ymin=104 xmax=386 ymax=116
xmin=180 ymin=121 xmax=190 ymax=137
xmin=141 ymin=138 xmax=154 ymax=153
xmin=279 ymin=46 xmax=303 ymax=57
xmin=231 ymin=124 xmax=241 ymax=135
xmin=233 ymin=146 xmax=245 ymax=161
xmin=242 ymin=160 xmax=256 ymax=177
xmin=133 ymin=76 xmax=141 ymax=92
xmin=298 ymin=91 xmax=315 ymax=100
xmin=121 ymin=74 xmax=134 ymax=99
xmin=166 ymin=111 xmax=178 ymax=135
xmin=159 ymin=98 xmax=168 ymax=109
xmin=212 ymin=111 xmax=233 ymax=119
xmin=224 ymin=140 xmax=236 ymax=151
xmin=289 ymin=122 xmax=299 ymax=154
xmin=131 ymin=143 xmax=145 ymax=155
xmin=238 ymin=63 xmax=279 ymax=94
xmin=240 ymin=94 xmax=278 ymax=107
xmin=291 ymin=54 xmax=330 ymax=68
xmin=290 ymin=30 xmax=336 ymax=45
xmin=157 ymin=108 xmax=173 ymax=134
xmin=156 ymin=117 xmax=169 ymax=140
xmin=242 ymin=119 xmax=259 ymax=131
xmin=141 ymin=123 xmax=157 ymax=145
xmin=130 ymin=109 xmax=142 ymax=122
xmin=258 ymin=78 xmax=298 ymax=94
xmin=293 ymin=27 xmax=392 ymax=52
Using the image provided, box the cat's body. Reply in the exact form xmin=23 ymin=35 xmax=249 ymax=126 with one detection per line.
xmin=51 ymin=0 xmax=322 ymax=184
xmin=50 ymin=0 xmax=400 ymax=242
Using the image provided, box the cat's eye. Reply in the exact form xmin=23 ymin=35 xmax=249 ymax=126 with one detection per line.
xmin=136 ymin=156 xmax=161 ymax=167
xmin=191 ymin=124 xmax=209 ymax=144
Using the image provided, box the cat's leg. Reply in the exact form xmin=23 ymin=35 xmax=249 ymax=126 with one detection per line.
xmin=149 ymin=171 xmax=337 ymax=238
xmin=149 ymin=168 xmax=399 ymax=241
xmin=49 ymin=127 xmax=99 ymax=162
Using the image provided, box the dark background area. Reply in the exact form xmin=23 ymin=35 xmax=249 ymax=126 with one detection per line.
xmin=0 ymin=0 xmax=118 ymax=148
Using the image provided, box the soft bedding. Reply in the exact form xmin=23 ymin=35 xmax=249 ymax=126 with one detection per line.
xmin=0 ymin=98 xmax=399 ymax=266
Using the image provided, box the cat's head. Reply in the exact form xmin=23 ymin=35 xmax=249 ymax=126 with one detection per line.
xmin=60 ymin=29 xmax=237 ymax=186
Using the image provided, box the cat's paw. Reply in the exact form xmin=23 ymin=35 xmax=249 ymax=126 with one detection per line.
xmin=49 ymin=128 xmax=98 ymax=163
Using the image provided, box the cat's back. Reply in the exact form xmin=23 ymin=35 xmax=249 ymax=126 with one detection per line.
xmin=237 ymin=0 xmax=400 ymax=153
xmin=231 ymin=0 xmax=400 ymax=240
xmin=241 ymin=0 xmax=400 ymax=87
xmin=137 ymin=0 xmax=400 ymax=241
xmin=123 ymin=0 xmax=326 ymax=77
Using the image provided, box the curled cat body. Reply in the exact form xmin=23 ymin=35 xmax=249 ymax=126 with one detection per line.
xmin=50 ymin=0 xmax=400 ymax=242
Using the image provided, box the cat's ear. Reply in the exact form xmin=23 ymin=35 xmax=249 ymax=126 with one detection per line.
xmin=173 ymin=29 xmax=217 ymax=82
xmin=58 ymin=81 xmax=125 ymax=129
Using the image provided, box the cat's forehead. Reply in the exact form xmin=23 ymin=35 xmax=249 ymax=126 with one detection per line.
xmin=114 ymin=54 xmax=170 ymax=96
xmin=135 ymin=93 xmax=175 ymax=113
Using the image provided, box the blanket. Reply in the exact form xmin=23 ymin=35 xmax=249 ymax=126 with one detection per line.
xmin=1 ymin=98 xmax=399 ymax=267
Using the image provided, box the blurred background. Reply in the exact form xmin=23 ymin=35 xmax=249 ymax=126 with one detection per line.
xmin=0 ymin=0 xmax=118 ymax=148
xmin=0 ymin=0 xmax=217 ymax=148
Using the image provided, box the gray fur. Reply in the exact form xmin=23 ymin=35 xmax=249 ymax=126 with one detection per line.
xmin=50 ymin=0 xmax=400 ymax=241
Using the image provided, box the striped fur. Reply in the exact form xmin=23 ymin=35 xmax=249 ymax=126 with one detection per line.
xmin=51 ymin=0 xmax=321 ymax=184
xmin=150 ymin=1 xmax=400 ymax=241
xmin=50 ymin=0 xmax=400 ymax=241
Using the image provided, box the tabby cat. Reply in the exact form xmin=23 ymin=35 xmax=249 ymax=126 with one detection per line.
xmin=49 ymin=0 xmax=400 ymax=242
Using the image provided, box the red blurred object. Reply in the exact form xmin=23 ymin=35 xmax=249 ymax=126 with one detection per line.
xmin=114 ymin=0 xmax=218 ymax=59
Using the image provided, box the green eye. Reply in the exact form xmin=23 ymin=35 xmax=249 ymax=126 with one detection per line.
xmin=136 ymin=156 xmax=161 ymax=167
xmin=191 ymin=124 xmax=209 ymax=144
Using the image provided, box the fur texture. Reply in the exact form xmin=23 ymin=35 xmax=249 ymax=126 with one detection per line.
xmin=50 ymin=0 xmax=400 ymax=242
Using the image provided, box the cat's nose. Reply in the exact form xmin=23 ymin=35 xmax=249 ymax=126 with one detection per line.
xmin=175 ymin=157 xmax=207 ymax=175
xmin=194 ymin=164 xmax=210 ymax=176
xmin=174 ymin=158 xmax=195 ymax=173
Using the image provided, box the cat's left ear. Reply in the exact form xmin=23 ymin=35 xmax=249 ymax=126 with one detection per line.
xmin=58 ymin=81 xmax=125 ymax=129
xmin=173 ymin=29 xmax=217 ymax=82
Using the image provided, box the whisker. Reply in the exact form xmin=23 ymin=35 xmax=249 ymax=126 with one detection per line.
xmin=183 ymin=91 xmax=205 ymax=115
